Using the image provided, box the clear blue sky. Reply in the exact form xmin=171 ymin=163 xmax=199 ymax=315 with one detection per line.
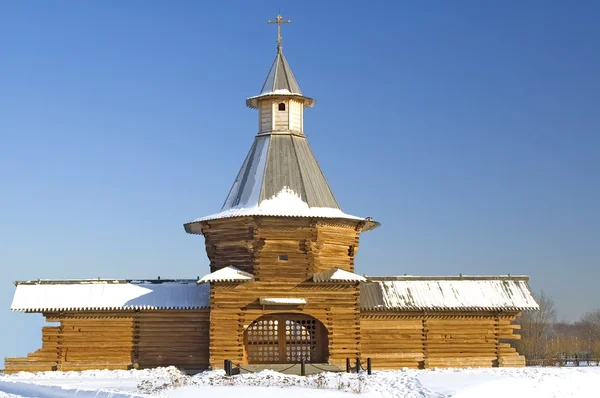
xmin=1 ymin=1 xmax=599 ymax=358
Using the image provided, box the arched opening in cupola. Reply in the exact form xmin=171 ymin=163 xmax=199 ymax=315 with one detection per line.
xmin=278 ymin=102 xmax=286 ymax=111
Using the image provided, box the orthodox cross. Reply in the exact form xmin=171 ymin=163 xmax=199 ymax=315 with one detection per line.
xmin=268 ymin=14 xmax=290 ymax=50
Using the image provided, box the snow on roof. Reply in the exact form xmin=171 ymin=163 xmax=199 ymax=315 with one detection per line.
xmin=360 ymin=277 xmax=539 ymax=311
xmin=10 ymin=280 xmax=209 ymax=312
xmin=198 ymin=266 xmax=254 ymax=284
xmin=189 ymin=186 xmax=371 ymax=224
xmin=184 ymin=131 xmax=380 ymax=233
xmin=313 ymin=268 xmax=366 ymax=283
xmin=259 ymin=298 xmax=307 ymax=305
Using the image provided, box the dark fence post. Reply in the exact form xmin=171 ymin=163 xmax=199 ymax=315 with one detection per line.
xmin=356 ymin=357 xmax=361 ymax=373
xmin=224 ymin=359 xmax=231 ymax=376
xmin=367 ymin=358 xmax=372 ymax=375
xmin=300 ymin=358 xmax=306 ymax=376
xmin=346 ymin=358 xmax=351 ymax=373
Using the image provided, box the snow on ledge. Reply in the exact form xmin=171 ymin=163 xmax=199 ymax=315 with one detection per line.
xmin=198 ymin=266 xmax=254 ymax=284
xmin=313 ymin=268 xmax=366 ymax=283
xmin=259 ymin=298 xmax=307 ymax=305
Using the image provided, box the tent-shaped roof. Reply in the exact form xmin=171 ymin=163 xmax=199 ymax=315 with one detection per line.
xmin=184 ymin=127 xmax=379 ymax=230
xmin=260 ymin=49 xmax=302 ymax=95
xmin=246 ymin=43 xmax=314 ymax=109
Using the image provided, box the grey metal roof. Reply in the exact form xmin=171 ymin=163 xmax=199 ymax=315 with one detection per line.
xmin=221 ymin=134 xmax=340 ymax=210
xmin=246 ymin=47 xmax=315 ymax=109
xmin=185 ymin=128 xmax=381 ymax=229
xmin=264 ymin=135 xmax=339 ymax=207
xmin=360 ymin=276 xmax=539 ymax=311
xmin=260 ymin=49 xmax=302 ymax=95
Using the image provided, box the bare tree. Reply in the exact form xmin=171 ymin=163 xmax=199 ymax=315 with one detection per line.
xmin=580 ymin=309 xmax=600 ymax=356
xmin=517 ymin=291 xmax=557 ymax=359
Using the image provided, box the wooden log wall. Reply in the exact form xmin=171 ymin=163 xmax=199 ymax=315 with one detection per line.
xmin=202 ymin=217 xmax=256 ymax=274
xmin=136 ymin=311 xmax=209 ymax=373
xmin=55 ymin=313 xmax=134 ymax=371
xmin=360 ymin=312 xmax=525 ymax=369
xmin=201 ymin=216 xmax=363 ymax=278
xmin=203 ymin=216 xmax=364 ymax=369
xmin=361 ymin=316 xmax=425 ymax=369
xmin=4 ymin=310 xmax=210 ymax=374
xmin=209 ymin=282 xmax=361 ymax=369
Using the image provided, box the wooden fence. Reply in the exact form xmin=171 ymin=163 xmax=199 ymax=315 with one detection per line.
xmin=526 ymin=357 xmax=600 ymax=367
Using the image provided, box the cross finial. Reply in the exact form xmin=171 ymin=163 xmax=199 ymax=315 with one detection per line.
xmin=268 ymin=14 xmax=291 ymax=52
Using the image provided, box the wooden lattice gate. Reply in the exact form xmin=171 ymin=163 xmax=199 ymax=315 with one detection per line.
xmin=245 ymin=314 xmax=328 ymax=364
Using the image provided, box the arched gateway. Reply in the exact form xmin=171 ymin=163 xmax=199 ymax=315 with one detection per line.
xmin=244 ymin=314 xmax=328 ymax=364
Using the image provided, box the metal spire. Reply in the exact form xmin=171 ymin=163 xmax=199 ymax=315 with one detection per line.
xmin=268 ymin=14 xmax=291 ymax=52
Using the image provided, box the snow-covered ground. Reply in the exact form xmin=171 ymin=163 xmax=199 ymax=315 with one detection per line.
xmin=1 ymin=366 xmax=599 ymax=398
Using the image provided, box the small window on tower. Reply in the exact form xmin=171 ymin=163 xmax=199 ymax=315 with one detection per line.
xmin=278 ymin=102 xmax=286 ymax=111
xmin=278 ymin=254 xmax=289 ymax=261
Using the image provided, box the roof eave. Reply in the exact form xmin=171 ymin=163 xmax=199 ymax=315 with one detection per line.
xmin=246 ymin=94 xmax=315 ymax=109
xmin=364 ymin=275 xmax=531 ymax=281
xmin=11 ymin=306 xmax=210 ymax=312
xmin=183 ymin=221 xmax=204 ymax=235
xmin=185 ymin=215 xmax=376 ymax=233
xmin=14 ymin=278 xmax=200 ymax=285
xmin=361 ymin=219 xmax=381 ymax=232
xmin=360 ymin=306 xmax=539 ymax=312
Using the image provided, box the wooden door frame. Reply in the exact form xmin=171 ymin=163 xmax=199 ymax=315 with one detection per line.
xmin=244 ymin=313 xmax=328 ymax=364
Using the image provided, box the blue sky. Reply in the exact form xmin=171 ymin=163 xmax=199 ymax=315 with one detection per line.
xmin=0 ymin=1 xmax=599 ymax=358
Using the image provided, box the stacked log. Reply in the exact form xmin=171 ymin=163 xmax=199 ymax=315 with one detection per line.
xmin=209 ymin=294 xmax=245 ymax=366
xmin=202 ymin=217 xmax=363 ymax=280
xmin=425 ymin=317 xmax=498 ymax=368
xmin=4 ymin=326 xmax=60 ymax=373
xmin=326 ymin=301 xmax=361 ymax=367
xmin=136 ymin=311 xmax=209 ymax=373
xmin=4 ymin=310 xmax=211 ymax=373
xmin=496 ymin=317 xmax=525 ymax=367
xmin=202 ymin=217 xmax=256 ymax=274
xmin=360 ymin=312 xmax=525 ymax=369
xmin=361 ymin=316 xmax=425 ymax=369
xmin=53 ymin=313 xmax=134 ymax=371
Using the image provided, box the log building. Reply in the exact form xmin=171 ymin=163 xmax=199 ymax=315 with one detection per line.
xmin=5 ymin=15 xmax=538 ymax=374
